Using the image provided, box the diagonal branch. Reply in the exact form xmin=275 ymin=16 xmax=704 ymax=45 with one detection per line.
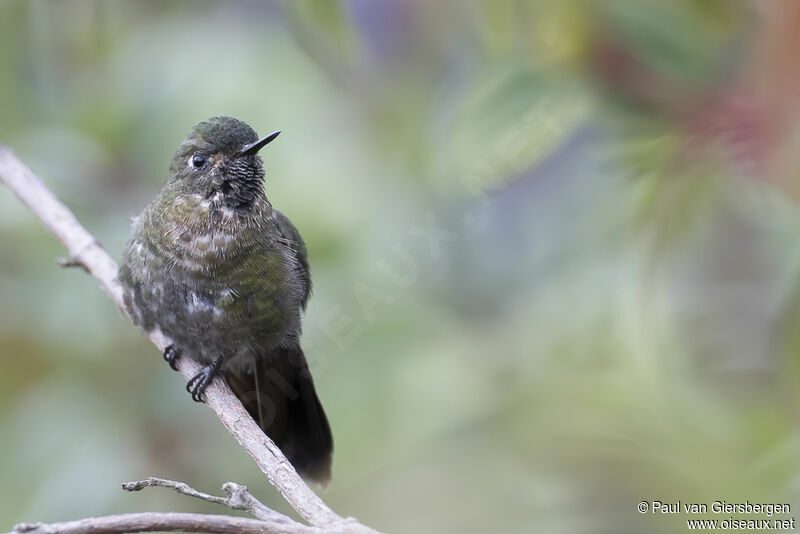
xmin=0 ymin=144 xmax=382 ymax=534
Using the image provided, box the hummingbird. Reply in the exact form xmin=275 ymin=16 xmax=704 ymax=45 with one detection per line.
xmin=119 ymin=116 xmax=333 ymax=483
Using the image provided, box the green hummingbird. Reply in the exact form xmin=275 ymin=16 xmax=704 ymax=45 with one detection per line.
xmin=119 ymin=116 xmax=333 ymax=483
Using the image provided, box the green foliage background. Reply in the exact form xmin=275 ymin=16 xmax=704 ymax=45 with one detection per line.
xmin=2 ymin=1 xmax=799 ymax=532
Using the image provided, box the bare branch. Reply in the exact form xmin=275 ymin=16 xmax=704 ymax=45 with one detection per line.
xmin=122 ymin=477 xmax=292 ymax=524
xmin=0 ymin=144 xmax=382 ymax=534
xmin=7 ymin=513 xmax=315 ymax=534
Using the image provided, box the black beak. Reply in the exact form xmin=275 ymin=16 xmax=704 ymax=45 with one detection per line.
xmin=235 ymin=130 xmax=281 ymax=158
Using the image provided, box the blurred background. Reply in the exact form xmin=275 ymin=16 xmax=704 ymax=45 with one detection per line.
xmin=3 ymin=1 xmax=800 ymax=532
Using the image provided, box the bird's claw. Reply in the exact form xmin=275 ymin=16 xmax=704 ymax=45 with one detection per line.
xmin=186 ymin=357 xmax=222 ymax=403
xmin=163 ymin=345 xmax=180 ymax=371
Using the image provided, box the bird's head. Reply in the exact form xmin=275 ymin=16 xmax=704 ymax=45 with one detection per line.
xmin=167 ymin=116 xmax=280 ymax=211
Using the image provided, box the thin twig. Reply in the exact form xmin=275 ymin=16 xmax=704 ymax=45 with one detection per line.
xmin=0 ymin=144 xmax=382 ymax=534
xmin=8 ymin=513 xmax=314 ymax=534
xmin=57 ymin=257 xmax=89 ymax=272
xmin=122 ymin=477 xmax=292 ymax=524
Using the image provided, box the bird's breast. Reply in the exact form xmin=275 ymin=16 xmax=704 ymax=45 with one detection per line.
xmin=158 ymin=192 xmax=259 ymax=272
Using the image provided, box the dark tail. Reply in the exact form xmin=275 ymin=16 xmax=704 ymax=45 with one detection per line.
xmin=227 ymin=346 xmax=333 ymax=484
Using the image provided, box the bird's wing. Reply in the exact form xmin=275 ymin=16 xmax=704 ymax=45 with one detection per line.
xmin=273 ymin=209 xmax=311 ymax=310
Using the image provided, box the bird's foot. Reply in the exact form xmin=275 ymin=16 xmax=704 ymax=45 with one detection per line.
xmin=186 ymin=356 xmax=223 ymax=403
xmin=163 ymin=345 xmax=180 ymax=371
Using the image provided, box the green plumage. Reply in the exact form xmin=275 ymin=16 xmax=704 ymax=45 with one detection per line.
xmin=119 ymin=116 xmax=332 ymax=483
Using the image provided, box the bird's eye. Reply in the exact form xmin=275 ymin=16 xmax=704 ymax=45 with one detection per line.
xmin=191 ymin=154 xmax=207 ymax=169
